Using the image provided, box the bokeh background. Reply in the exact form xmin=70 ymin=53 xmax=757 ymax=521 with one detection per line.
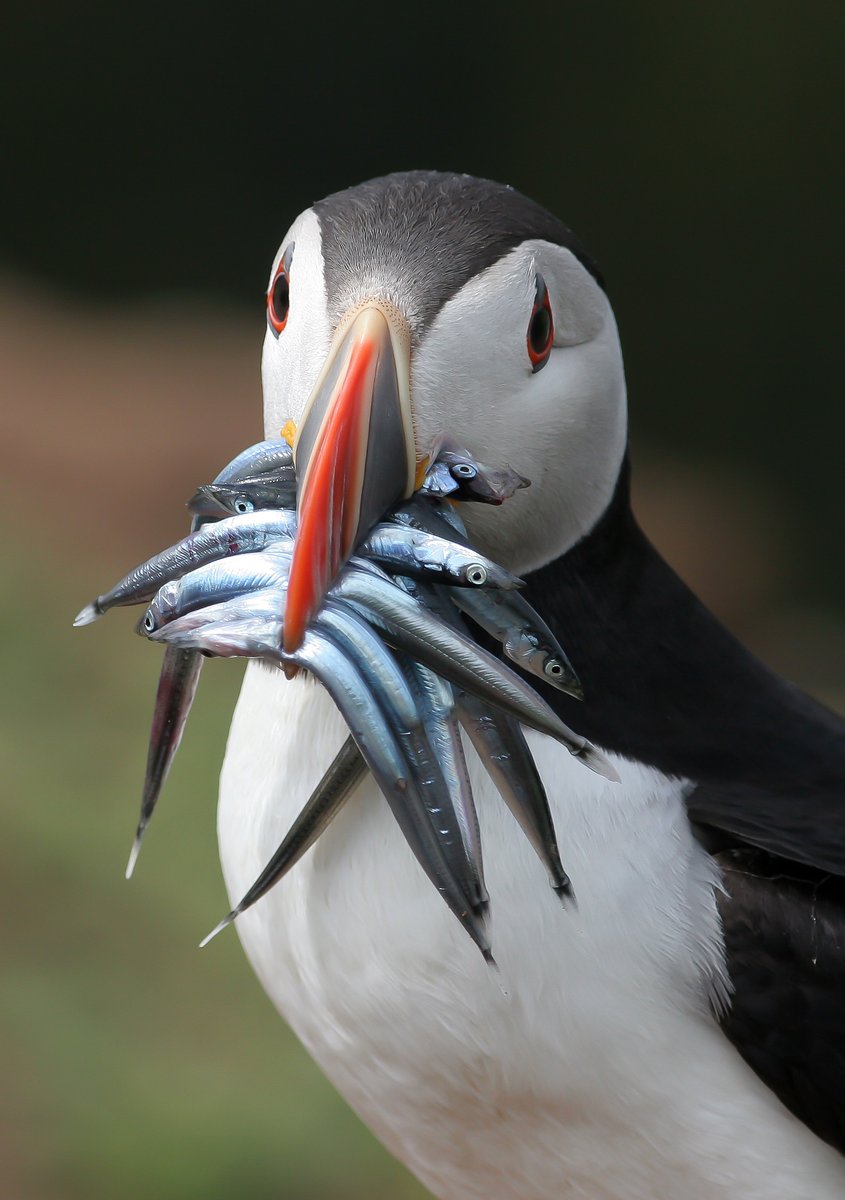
xmin=2 ymin=4 xmax=844 ymax=1198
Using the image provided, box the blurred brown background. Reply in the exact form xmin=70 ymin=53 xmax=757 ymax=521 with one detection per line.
xmin=2 ymin=4 xmax=843 ymax=1198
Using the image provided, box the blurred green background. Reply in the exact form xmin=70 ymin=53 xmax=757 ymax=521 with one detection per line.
xmin=2 ymin=3 xmax=843 ymax=1198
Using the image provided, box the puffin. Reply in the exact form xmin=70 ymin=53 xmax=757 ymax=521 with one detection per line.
xmin=216 ymin=171 xmax=845 ymax=1199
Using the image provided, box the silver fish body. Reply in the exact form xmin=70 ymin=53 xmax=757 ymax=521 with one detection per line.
xmin=315 ymin=601 xmax=487 ymax=914
xmin=389 ymin=576 xmax=486 ymax=894
xmin=419 ymin=447 xmax=529 ymax=505
xmin=147 ymin=584 xmax=288 ymax=655
xmin=209 ymin=735 xmax=366 ymax=935
xmin=188 ymin=471 xmax=297 ymax=519
xmin=456 ymin=690 xmax=571 ymax=897
xmin=315 ymin=602 xmax=421 ymax=730
xmin=450 ymin=587 xmax=583 ymax=700
xmin=141 ymin=545 xmax=292 ymax=632
xmin=420 ymin=451 xmax=530 ymax=506
xmin=187 ymin=438 xmax=294 ymax=516
xmin=401 ymin=654 xmax=487 ymax=907
xmin=211 ymin=438 xmax=293 ymax=485
xmin=124 ymin=646 xmax=204 ymax=878
xmin=360 ymin=524 xmax=520 ymax=589
xmin=75 ymin=510 xmax=297 ymax=625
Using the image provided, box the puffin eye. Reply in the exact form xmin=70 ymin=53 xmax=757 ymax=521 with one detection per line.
xmin=267 ymin=243 xmax=295 ymax=336
xmin=527 ymin=273 xmax=554 ymax=373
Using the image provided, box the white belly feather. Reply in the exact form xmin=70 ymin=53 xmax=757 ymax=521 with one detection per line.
xmin=218 ymin=661 xmax=845 ymax=1200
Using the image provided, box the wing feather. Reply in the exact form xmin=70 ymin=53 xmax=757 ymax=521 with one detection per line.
xmin=715 ymin=847 xmax=845 ymax=1153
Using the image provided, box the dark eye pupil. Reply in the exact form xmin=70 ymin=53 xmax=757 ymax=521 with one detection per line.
xmin=272 ymin=274 xmax=290 ymax=322
xmin=529 ymin=308 xmax=551 ymax=355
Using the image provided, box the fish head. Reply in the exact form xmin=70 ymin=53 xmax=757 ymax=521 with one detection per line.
xmin=138 ymin=581 xmax=181 ymax=636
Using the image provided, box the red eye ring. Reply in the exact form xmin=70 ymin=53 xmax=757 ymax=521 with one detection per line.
xmin=267 ymin=244 xmax=294 ymax=335
xmin=527 ymin=273 xmax=554 ymax=372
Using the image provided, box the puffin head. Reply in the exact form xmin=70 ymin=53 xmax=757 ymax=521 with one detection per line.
xmin=261 ymin=171 xmax=627 ymax=650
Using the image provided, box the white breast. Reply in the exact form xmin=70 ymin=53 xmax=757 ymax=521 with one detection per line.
xmin=218 ymin=662 xmax=845 ymax=1200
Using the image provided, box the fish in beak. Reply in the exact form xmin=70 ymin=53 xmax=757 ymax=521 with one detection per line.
xmin=286 ymin=301 xmax=416 ymax=651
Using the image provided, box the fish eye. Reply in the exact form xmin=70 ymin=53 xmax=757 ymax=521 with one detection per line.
xmin=143 ymin=611 xmax=156 ymax=632
xmin=465 ymin=563 xmax=488 ymax=586
xmin=527 ymin=273 xmax=554 ymax=373
xmin=234 ymin=496 xmax=254 ymax=514
xmin=451 ymin=463 xmax=477 ymax=480
xmin=544 ymin=657 xmax=564 ymax=679
xmin=267 ymin=243 xmax=294 ymax=336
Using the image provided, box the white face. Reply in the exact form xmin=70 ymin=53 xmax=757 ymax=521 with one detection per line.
xmin=262 ymin=211 xmax=628 ymax=575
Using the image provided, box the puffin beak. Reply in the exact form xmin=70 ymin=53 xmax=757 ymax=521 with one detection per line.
xmin=286 ymin=302 xmax=415 ymax=652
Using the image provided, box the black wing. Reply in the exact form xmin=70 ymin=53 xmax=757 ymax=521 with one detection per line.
xmin=711 ymin=845 xmax=845 ymax=1152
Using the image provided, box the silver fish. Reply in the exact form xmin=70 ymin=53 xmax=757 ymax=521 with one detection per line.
xmin=124 ymin=647 xmax=204 ymax=879
xmin=393 ymin=500 xmax=582 ymax=697
xmin=211 ymin=438 xmax=294 ymax=485
xmin=389 ymin=574 xmax=487 ymax=895
xmin=457 ymin=690 xmax=572 ymax=898
xmin=184 ymin=439 xmax=293 ymax=523
xmin=361 ymin=525 xmax=520 ymax=589
xmin=449 ymin=588 xmax=583 ymax=699
xmin=126 ymin=509 xmax=213 ymax=872
xmin=141 ymin=545 xmax=292 ymax=633
xmin=201 ymin=736 xmax=366 ymax=943
xmin=75 ymin=510 xmax=297 ymax=624
xmin=186 ymin=436 xmax=294 ymax=516
xmin=419 ymin=447 xmax=529 ymax=505
xmin=401 ymin=654 xmax=487 ymax=907
xmin=188 ymin=475 xmax=296 ymax=519
xmin=316 ymin=601 xmax=487 ymax=914
xmin=147 ymin=587 xmax=288 ymax=656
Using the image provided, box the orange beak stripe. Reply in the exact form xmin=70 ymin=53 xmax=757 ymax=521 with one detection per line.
xmin=285 ymin=301 xmax=415 ymax=654
xmin=284 ymin=335 xmax=376 ymax=652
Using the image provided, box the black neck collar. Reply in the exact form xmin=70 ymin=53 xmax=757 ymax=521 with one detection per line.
xmin=521 ymin=456 xmax=844 ymax=791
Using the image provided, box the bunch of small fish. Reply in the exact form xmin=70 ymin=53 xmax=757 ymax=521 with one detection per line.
xmin=76 ymin=437 xmax=615 ymax=960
